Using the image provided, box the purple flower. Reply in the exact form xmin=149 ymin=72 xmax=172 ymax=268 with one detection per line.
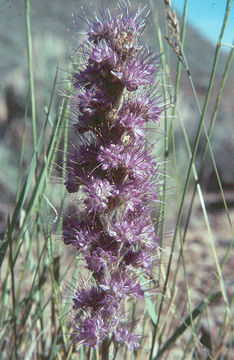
xmin=112 ymin=53 xmax=157 ymax=91
xmin=73 ymin=313 xmax=111 ymax=347
xmin=108 ymin=213 xmax=158 ymax=249
xmin=63 ymin=217 xmax=100 ymax=252
xmin=84 ymin=177 xmax=119 ymax=213
xmin=115 ymin=112 xmax=146 ymax=142
xmin=114 ymin=323 xmax=141 ymax=351
xmin=77 ymin=87 xmax=112 ymax=115
xmin=123 ymin=249 xmax=153 ymax=272
xmin=119 ymin=93 xmax=163 ymax=123
xmin=62 ymin=4 xmax=165 ymax=354
xmin=100 ymin=271 xmax=144 ymax=300
xmin=90 ymin=43 xmax=119 ymax=68
xmin=85 ymin=248 xmax=118 ymax=274
xmin=64 ymin=143 xmax=99 ymax=192
xmin=72 ymin=286 xmax=105 ymax=311
xmin=88 ymin=9 xmax=145 ymax=56
xmin=98 ymin=143 xmax=157 ymax=182
xmin=97 ymin=143 xmax=124 ymax=170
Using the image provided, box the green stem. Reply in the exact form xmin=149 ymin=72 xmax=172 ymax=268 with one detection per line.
xmin=25 ymin=0 xmax=37 ymax=151
xmin=8 ymin=218 xmax=18 ymax=359
xmin=149 ymin=0 xmax=188 ymax=358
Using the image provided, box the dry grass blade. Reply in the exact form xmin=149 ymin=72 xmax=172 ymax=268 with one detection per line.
xmin=164 ymin=0 xmax=183 ymax=61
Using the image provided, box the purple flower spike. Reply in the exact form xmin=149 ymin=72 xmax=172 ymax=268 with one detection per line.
xmin=62 ymin=3 xmax=165 ymax=354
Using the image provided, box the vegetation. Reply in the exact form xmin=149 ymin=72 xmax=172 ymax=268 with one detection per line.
xmin=0 ymin=0 xmax=233 ymax=359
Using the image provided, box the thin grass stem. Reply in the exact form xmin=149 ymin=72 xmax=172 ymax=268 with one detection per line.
xmin=25 ymin=0 xmax=37 ymax=152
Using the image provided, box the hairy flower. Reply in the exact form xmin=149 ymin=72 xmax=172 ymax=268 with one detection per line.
xmin=85 ymin=248 xmax=118 ymax=274
xmin=112 ymin=53 xmax=157 ymax=91
xmin=84 ymin=177 xmax=119 ymax=213
xmin=63 ymin=217 xmax=100 ymax=252
xmin=65 ymin=143 xmax=100 ymax=192
xmin=72 ymin=286 xmax=105 ymax=311
xmin=108 ymin=212 xmax=158 ymax=248
xmin=90 ymin=43 xmax=119 ymax=68
xmin=98 ymin=143 xmax=157 ymax=180
xmin=119 ymin=92 xmax=163 ymax=123
xmin=99 ymin=270 xmax=144 ymax=300
xmin=113 ymin=323 xmax=141 ymax=350
xmin=73 ymin=313 xmax=111 ymax=347
xmin=62 ymin=3 xmax=165 ymax=354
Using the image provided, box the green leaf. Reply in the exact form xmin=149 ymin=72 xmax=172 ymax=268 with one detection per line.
xmin=145 ymin=296 xmax=158 ymax=325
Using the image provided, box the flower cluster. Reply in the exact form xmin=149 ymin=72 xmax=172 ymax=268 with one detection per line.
xmin=63 ymin=4 xmax=164 ymax=352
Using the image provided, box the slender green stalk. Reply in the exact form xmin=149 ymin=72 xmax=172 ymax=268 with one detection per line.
xmin=167 ymin=0 xmax=188 ymax=153
xmin=149 ymin=5 xmax=170 ymax=343
xmin=149 ymin=1 xmax=189 ymax=358
xmin=25 ymin=0 xmax=37 ymax=151
xmin=12 ymin=97 xmax=65 ymax=264
xmin=7 ymin=218 xmax=18 ymax=360
xmin=16 ymin=115 xmax=27 ymax=202
xmin=149 ymin=0 xmax=170 ymax=242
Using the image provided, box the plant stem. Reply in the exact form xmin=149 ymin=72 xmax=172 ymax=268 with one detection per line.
xmin=101 ymin=338 xmax=110 ymax=360
xmin=25 ymin=0 xmax=37 ymax=152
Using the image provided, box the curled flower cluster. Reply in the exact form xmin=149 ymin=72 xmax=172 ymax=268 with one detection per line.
xmin=63 ymin=4 xmax=164 ymax=352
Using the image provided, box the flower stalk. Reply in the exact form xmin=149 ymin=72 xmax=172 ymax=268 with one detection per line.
xmin=62 ymin=3 xmax=165 ymax=355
